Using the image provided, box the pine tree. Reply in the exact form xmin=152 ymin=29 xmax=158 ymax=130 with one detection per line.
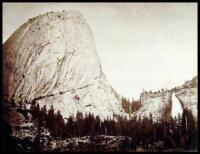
xmin=30 ymin=103 xmax=40 ymax=120
xmin=40 ymin=105 xmax=47 ymax=127
xmin=66 ymin=115 xmax=74 ymax=137
xmin=76 ymin=111 xmax=84 ymax=136
xmin=55 ymin=110 xmax=65 ymax=139
xmin=94 ymin=115 xmax=101 ymax=136
xmin=47 ymin=105 xmax=56 ymax=137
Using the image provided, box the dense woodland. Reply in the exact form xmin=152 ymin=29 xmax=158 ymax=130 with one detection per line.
xmin=121 ymin=97 xmax=142 ymax=114
xmin=29 ymin=103 xmax=197 ymax=151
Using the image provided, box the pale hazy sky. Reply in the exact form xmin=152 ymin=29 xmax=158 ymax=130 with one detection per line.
xmin=3 ymin=3 xmax=197 ymax=99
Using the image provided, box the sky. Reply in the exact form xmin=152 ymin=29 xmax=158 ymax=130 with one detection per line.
xmin=3 ymin=3 xmax=197 ymax=99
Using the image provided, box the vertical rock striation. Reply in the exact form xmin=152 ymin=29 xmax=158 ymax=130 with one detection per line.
xmin=3 ymin=10 xmax=124 ymax=119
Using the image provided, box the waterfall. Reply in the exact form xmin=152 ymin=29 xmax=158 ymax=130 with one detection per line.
xmin=171 ymin=93 xmax=183 ymax=118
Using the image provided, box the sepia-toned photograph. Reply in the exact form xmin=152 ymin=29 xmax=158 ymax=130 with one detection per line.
xmin=1 ymin=2 xmax=198 ymax=152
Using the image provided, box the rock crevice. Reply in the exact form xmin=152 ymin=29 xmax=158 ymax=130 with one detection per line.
xmin=3 ymin=10 xmax=124 ymax=120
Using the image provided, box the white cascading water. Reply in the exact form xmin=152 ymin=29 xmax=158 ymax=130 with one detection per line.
xmin=171 ymin=93 xmax=183 ymax=118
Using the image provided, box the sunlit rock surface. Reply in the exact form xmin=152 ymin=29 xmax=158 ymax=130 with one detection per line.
xmin=136 ymin=76 xmax=197 ymax=121
xmin=135 ymin=92 xmax=172 ymax=121
xmin=3 ymin=10 xmax=124 ymax=120
xmin=176 ymin=88 xmax=197 ymax=120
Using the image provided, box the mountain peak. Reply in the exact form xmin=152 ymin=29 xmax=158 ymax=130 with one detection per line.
xmin=27 ymin=9 xmax=85 ymax=23
xmin=3 ymin=10 xmax=124 ymax=120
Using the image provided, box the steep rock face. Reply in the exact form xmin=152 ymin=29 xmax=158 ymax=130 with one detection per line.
xmin=136 ymin=76 xmax=197 ymax=121
xmin=37 ymin=73 xmax=123 ymax=119
xmin=3 ymin=10 xmax=124 ymax=119
xmin=175 ymin=76 xmax=198 ymax=120
xmin=135 ymin=92 xmax=172 ymax=121
xmin=176 ymin=88 xmax=197 ymax=120
xmin=3 ymin=10 xmax=101 ymax=102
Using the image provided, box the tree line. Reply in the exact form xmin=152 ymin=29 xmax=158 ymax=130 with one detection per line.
xmin=30 ymin=103 xmax=197 ymax=150
xmin=121 ymin=97 xmax=142 ymax=114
